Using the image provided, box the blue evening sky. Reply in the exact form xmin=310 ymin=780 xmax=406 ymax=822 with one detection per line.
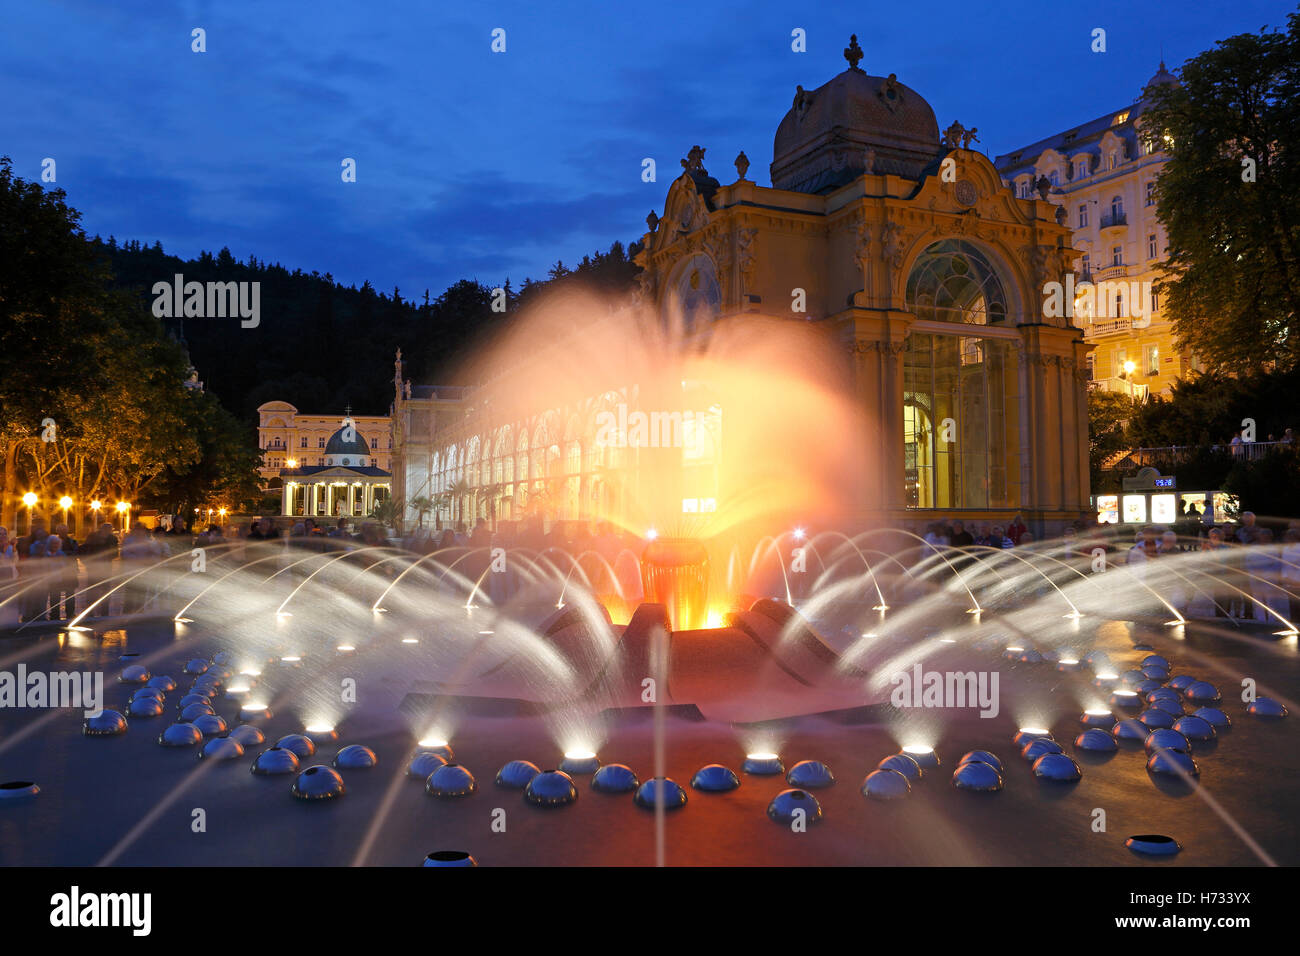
xmin=2 ymin=0 xmax=1292 ymax=297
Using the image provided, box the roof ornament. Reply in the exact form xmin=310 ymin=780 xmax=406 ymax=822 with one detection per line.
xmin=680 ymin=145 xmax=707 ymax=174
xmin=646 ymin=210 xmax=660 ymax=233
xmin=843 ymin=34 xmax=864 ymax=71
xmin=941 ymin=121 xmax=967 ymax=149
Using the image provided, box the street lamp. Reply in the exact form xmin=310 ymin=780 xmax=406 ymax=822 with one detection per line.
xmin=59 ymin=495 xmax=73 ymax=526
xmin=116 ymin=500 xmax=130 ymax=533
xmin=22 ymin=492 xmax=37 ymax=534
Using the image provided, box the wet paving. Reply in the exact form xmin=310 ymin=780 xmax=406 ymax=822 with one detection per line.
xmin=0 ymin=615 xmax=1295 ymax=866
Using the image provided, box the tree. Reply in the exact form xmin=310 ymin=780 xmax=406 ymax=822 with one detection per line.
xmin=1088 ymin=388 xmax=1140 ymax=491
xmin=1143 ymin=14 xmax=1300 ymax=372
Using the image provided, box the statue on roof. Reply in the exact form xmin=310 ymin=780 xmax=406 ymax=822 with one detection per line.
xmin=942 ymin=121 xmax=967 ymax=149
xmin=646 ymin=210 xmax=659 ymax=233
xmin=734 ymin=150 xmax=750 ymax=181
xmin=681 ymin=145 xmax=707 ymax=173
xmin=961 ymin=126 xmax=980 ymax=149
xmin=844 ymin=34 xmax=864 ymax=71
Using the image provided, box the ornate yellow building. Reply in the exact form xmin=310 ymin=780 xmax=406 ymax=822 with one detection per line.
xmin=994 ymin=63 xmax=1193 ymax=398
xmin=391 ymin=38 xmax=1092 ymax=535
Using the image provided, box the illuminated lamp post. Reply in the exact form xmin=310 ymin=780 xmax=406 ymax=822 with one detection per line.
xmin=22 ymin=492 xmax=37 ymax=535
xmin=116 ymin=500 xmax=130 ymax=533
xmin=59 ymin=495 xmax=73 ymax=527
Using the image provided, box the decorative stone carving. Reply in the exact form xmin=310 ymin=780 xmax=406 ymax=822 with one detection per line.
xmin=877 ymin=73 xmax=903 ymax=113
xmin=646 ymin=210 xmax=659 ymax=233
xmin=1035 ymin=175 xmax=1052 ymax=199
xmin=737 ymin=228 xmax=758 ymax=294
xmin=850 ymin=339 xmax=907 ymax=356
xmin=942 ymin=121 xmax=966 ymax=149
xmin=854 ymin=222 xmax=872 ymax=272
xmin=881 ymin=220 xmax=905 ymax=271
xmin=961 ymin=126 xmax=980 ymax=149
xmin=863 ymin=145 xmax=876 ymax=174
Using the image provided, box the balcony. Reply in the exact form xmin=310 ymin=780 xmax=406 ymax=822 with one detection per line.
xmin=1084 ymin=317 xmax=1132 ymax=337
xmin=1100 ymin=211 xmax=1127 ymax=231
xmin=1093 ymin=263 xmax=1130 ymax=282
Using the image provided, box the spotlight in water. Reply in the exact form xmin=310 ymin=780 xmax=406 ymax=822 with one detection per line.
xmin=1057 ymin=658 xmax=1080 ymax=672
xmin=401 ymin=637 xmax=418 ymax=645
xmin=423 ymin=851 xmax=476 ymax=867
xmin=900 ymin=745 xmax=939 ymax=769
xmin=276 ymin=734 xmax=316 ymax=758
xmin=337 ymin=645 xmax=355 ymax=653
xmin=252 ymin=748 xmax=301 ymax=775
xmin=239 ymin=667 xmax=262 ymax=678
xmin=1110 ymin=690 xmax=1142 ymax=710
xmin=334 ymin=745 xmax=378 ymax=769
xmin=1080 ymin=709 xmax=1116 ymax=728
xmin=417 ymin=738 xmax=454 ymax=762
xmin=690 ymin=765 xmax=740 ymax=792
xmin=860 ymin=768 xmax=911 ymax=799
xmin=1173 ymin=715 xmax=1216 ymax=741
xmin=158 ymin=723 xmax=202 ymax=747
xmin=1146 ymin=749 xmax=1199 ymax=779
xmin=280 ymin=655 xmax=302 ymax=663
xmin=1021 ymin=738 xmax=1063 ymax=762
xmin=1247 ymin=697 xmax=1288 ymax=718
xmin=742 ymin=752 xmax=784 ymax=775
xmin=1126 ymin=834 xmax=1181 ymax=856
xmin=1013 ymin=728 xmax=1052 ymax=749
xmin=1032 ymin=753 xmax=1082 ymax=782
xmin=228 ymin=724 xmax=265 ymax=747
xmin=952 ymin=761 xmax=1003 ymax=792
xmin=496 ymin=760 xmax=542 ymax=789
xmin=786 ymin=760 xmax=835 ymax=789
xmin=240 ymin=703 xmax=273 ymax=720
xmin=559 ymin=750 xmax=600 ymax=775
xmin=524 ymin=769 xmax=578 ymax=807
xmin=305 ymin=724 xmax=338 ymax=744
xmin=766 ymin=788 xmax=821 ymax=823
xmin=408 ymin=752 xmax=448 ymax=778
xmin=292 ymin=766 xmax=346 ymax=800
xmin=1093 ymin=672 xmax=1119 ymax=689
xmin=426 ymin=764 xmax=476 ymax=797
xmin=199 ymin=737 xmax=244 ymax=761
xmin=634 ymin=777 xmax=688 ymax=810
xmin=1074 ymin=729 xmax=1118 ymax=752
xmin=876 ymin=754 xmax=922 ymax=780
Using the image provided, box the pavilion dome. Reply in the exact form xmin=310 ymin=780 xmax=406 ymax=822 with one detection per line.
xmin=323 ymin=418 xmax=370 ymax=466
xmin=772 ymin=39 xmax=941 ymax=193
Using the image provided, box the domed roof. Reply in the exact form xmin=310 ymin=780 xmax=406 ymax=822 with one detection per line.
xmin=1141 ymin=61 xmax=1179 ymax=98
xmin=772 ymin=38 xmax=941 ymax=193
xmin=325 ymin=419 xmax=370 ymax=457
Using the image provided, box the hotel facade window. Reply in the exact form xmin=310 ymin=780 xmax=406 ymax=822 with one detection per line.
xmin=1112 ymin=245 xmax=1123 ymax=266
xmin=1110 ymin=196 xmax=1124 ymax=220
xmin=1145 ymin=181 xmax=1156 ymax=206
xmin=1148 ymin=234 xmax=1158 ymax=259
xmin=1146 ymin=345 xmax=1159 ymax=376
xmin=1078 ymin=205 xmax=1088 ymax=227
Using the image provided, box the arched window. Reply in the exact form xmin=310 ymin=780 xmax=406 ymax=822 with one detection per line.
xmin=1110 ymin=196 xmax=1124 ymax=220
xmin=905 ymin=239 xmax=1009 ymax=326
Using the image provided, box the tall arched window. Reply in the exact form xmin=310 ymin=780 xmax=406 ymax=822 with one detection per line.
xmin=905 ymin=239 xmax=1009 ymax=326
xmin=904 ymin=240 xmax=1017 ymax=509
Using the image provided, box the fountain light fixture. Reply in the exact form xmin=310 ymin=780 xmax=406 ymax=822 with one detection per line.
xmin=373 ymin=607 xmax=388 ymax=615
xmin=173 ymin=617 xmax=194 ymax=624
xmin=401 ymin=637 xmax=419 ymax=644
xmin=419 ymin=736 xmax=450 ymax=749
xmin=872 ymin=604 xmax=889 ymax=612
xmin=559 ymin=749 xmax=600 ymax=775
xmin=478 ymin=630 xmax=494 ymax=635
xmin=792 ymin=527 xmax=806 ymax=541
xmin=900 ymin=744 xmax=939 ymax=769
xmin=280 ymin=655 xmax=301 ymax=662
xmin=337 ymin=644 xmax=355 ymax=652
xmin=239 ymin=667 xmax=262 ymax=677
xmin=275 ymin=611 xmax=293 ymax=620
